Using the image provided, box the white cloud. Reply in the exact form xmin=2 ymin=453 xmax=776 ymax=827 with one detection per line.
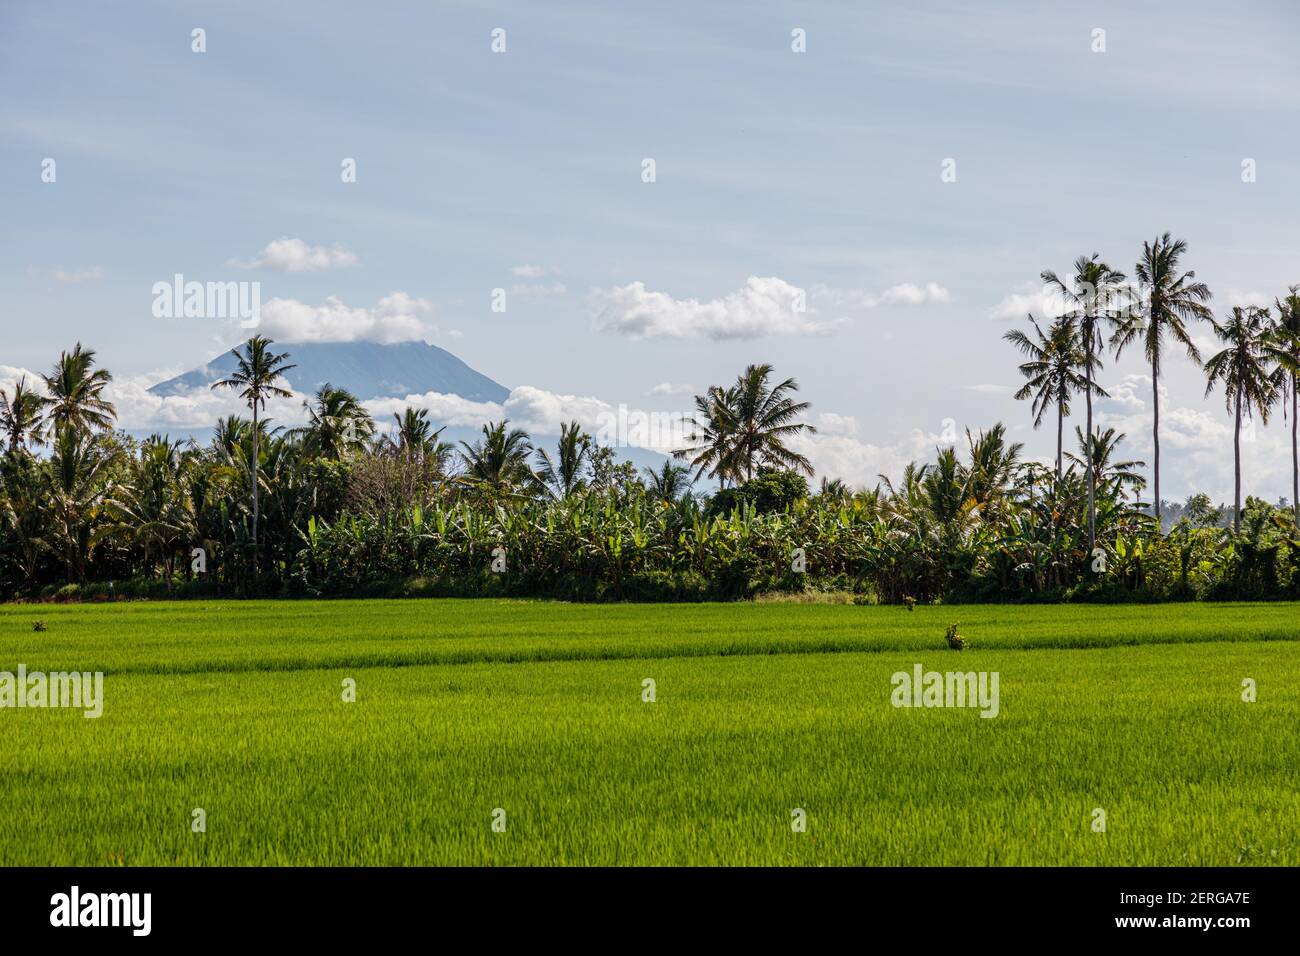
xmin=228 ymin=237 xmax=358 ymax=272
xmin=2 ymin=367 xmax=282 ymax=437
xmin=363 ymin=391 xmax=504 ymax=430
xmin=511 ymin=282 xmax=567 ymax=297
xmin=500 ymin=385 xmax=618 ymax=435
xmin=875 ymin=282 xmax=952 ymax=306
xmin=52 ymin=266 xmax=106 ymax=283
xmin=1190 ymin=333 xmax=1219 ymax=358
xmin=1098 ymin=373 xmax=1159 ymax=414
xmin=816 ymin=412 xmax=859 ymax=436
xmin=108 ymin=374 xmax=303 ymax=431
xmin=647 ymin=382 xmax=695 ymax=397
xmin=812 ymin=281 xmax=951 ymax=310
xmin=788 ymin=425 xmax=950 ymax=490
xmin=593 ymin=276 xmax=832 ymax=340
xmin=989 ymin=283 xmax=1068 ymax=322
xmin=1091 ymin=372 xmax=1298 ymax=503
xmin=511 ymin=264 xmax=548 ymax=278
xmin=0 ymin=364 xmax=44 ymax=396
xmin=1225 ymin=288 xmax=1271 ymax=309
xmin=364 ymin=385 xmax=669 ymax=446
xmin=964 ymin=383 xmax=1012 ymax=395
xmin=256 ymin=292 xmax=433 ymax=344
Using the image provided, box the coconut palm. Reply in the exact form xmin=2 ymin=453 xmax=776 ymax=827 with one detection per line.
xmin=1041 ymin=254 xmax=1129 ymax=549
xmin=535 ymin=421 xmax=593 ymax=500
xmin=0 ymin=376 xmax=48 ymax=453
xmin=41 ymin=343 xmax=116 ymax=434
xmin=923 ymin=446 xmax=970 ymax=524
xmin=963 ymin=423 xmax=1024 ymax=524
xmin=1114 ymin=233 xmax=1213 ymax=526
xmin=643 ymin=459 xmax=693 ymax=503
xmin=212 ymin=415 xmax=253 ymax=462
xmin=0 ymin=458 xmax=46 ymax=590
xmin=381 ymin=407 xmax=453 ymax=474
xmin=100 ymin=435 xmax=196 ymax=583
xmin=818 ymin=476 xmax=850 ymax=502
xmin=209 ymin=336 xmax=296 ymax=556
xmin=1274 ymin=285 xmax=1300 ymax=526
xmin=675 ymin=385 xmax=739 ymax=486
xmin=1064 ymin=426 xmax=1146 ymax=499
xmin=1202 ymin=306 xmax=1287 ymax=534
xmin=458 ymin=420 xmax=536 ymax=493
xmin=45 ymin=426 xmax=114 ymax=582
xmin=725 ymin=364 xmax=816 ymax=481
xmin=1004 ymin=314 xmax=1089 ymax=478
xmin=291 ymin=384 xmax=375 ymax=460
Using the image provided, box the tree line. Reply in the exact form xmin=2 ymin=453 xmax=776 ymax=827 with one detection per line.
xmin=3 ymin=232 xmax=1299 ymax=603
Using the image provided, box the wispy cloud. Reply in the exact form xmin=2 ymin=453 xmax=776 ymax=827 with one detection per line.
xmin=511 ymin=264 xmax=550 ymax=278
xmin=52 ymin=265 xmax=106 ymax=283
xmin=814 ymin=282 xmax=951 ymax=310
xmin=511 ymin=282 xmax=567 ymax=297
xmin=228 ymin=237 xmax=358 ymax=272
xmin=647 ymin=382 xmax=695 ymax=397
xmin=593 ymin=276 xmax=832 ymax=340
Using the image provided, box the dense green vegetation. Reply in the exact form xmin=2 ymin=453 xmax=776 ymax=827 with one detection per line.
xmin=3 ymin=235 xmax=1300 ymax=603
xmin=1 ymin=600 xmax=1296 ymax=866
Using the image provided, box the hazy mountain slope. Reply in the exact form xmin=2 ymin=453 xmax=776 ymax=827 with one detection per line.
xmin=149 ymin=340 xmax=509 ymax=404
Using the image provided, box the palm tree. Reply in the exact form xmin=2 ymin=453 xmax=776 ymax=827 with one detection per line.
xmin=392 ymin=407 xmax=432 ymax=452
xmin=1274 ymin=285 xmax=1300 ymax=526
xmin=818 ymin=476 xmax=850 ymax=502
xmin=1064 ymin=426 xmax=1146 ymax=499
xmin=725 ymin=364 xmax=816 ymax=481
xmin=1203 ymin=306 xmax=1287 ymax=533
xmin=291 ymin=384 xmax=375 ymax=460
xmin=0 ymin=376 xmax=48 ymax=453
xmin=535 ymin=421 xmax=592 ymax=500
xmin=0 ymin=457 xmax=46 ymax=590
xmin=212 ymin=415 xmax=253 ymax=462
xmin=963 ymin=424 xmax=1024 ymax=524
xmin=1004 ymin=314 xmax=1089 ymax=478
xmin=458 ymin=420 xmax=535 ymax=493
xmin=381 ymin=407 xmax=453 ymax=475
xmin=41 ymin=343 xmax=116 ymax=434
xmin=675 ymin=385 xmax=739 ymax=486
xmin=1041 ymin=254 xmax=1129 ymax=549
xmin=101 ymin=435 xmax=196 ymax=583
xmin=923 ymin=445 xmax=970 ymax=524
xmin=643 ymin=459 xmax=693 ymax=502
xmin=1114 ymin=233 xmax=1213 ymax=526
xmin=45 ymin=426 xmax=113 ymax=582
xmin=209 ymin=336 xmax=296 ymax=557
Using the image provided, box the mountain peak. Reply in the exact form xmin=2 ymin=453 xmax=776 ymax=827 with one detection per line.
xmin=148 ymin=340 xmax=510 ymax=404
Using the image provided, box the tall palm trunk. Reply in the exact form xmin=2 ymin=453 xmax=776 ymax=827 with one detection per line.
xmin=1233 ymin=382 xmax=1242 ymax=535
xmin=1293 ymin=378 xmax=1298 ymax=529
xmin=252 ymin=402 xmax=260 ymax=562
xmin=1085 ymin=340 xmax=1095 ymax=552
xmin=1055 ymin=401 xmax=1063 ymax=480
xmin=1151 ymin=359 xmax=1161 ymax=529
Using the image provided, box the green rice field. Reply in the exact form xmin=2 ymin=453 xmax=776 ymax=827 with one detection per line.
xmin=1 ymin=600 xmax=1297 ymax=866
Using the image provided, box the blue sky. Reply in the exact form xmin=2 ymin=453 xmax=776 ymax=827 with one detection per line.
xmin=3 ymin=0 xmax=1300 ymax=500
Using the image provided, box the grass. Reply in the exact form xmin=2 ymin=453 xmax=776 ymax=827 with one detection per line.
xmin=1 ymin=599 xmax=1297 ymax=866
